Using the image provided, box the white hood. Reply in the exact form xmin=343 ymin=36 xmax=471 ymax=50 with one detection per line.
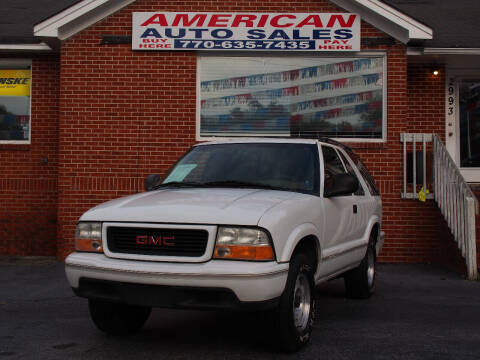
xmin=80 ymin=188 xmax=297 ymax=225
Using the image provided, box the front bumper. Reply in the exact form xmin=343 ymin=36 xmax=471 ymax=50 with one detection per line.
xmin=65 ymin=252 xmax=289 ymax=304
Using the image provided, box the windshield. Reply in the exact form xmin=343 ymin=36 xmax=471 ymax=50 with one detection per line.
xmin=161 ymin=143 xmax=319 ymax=195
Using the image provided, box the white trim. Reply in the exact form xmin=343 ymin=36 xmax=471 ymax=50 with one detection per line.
xmin=0 ymin=59 xmax=32 ymax=145
xmin=406 ymin=47 xmax=423 ymax=56
xmin=0 ymin=43 xmax=51 ymax=51
xmin=196 ymin=57 xmax=202 ymax=141
xmin=331 ymin=0 xmax=432 ymax=43
xmin=0 ymin=140 xmax=31 ymax=145
xmin=0 ymin=59 xmax=32 ymax=67
xmin=196 ymin=52 xmax=387 ymax=143
xmin=32 ymin=0 xmax=433 ymax=44
xmin=445 ymin=75 xmax=456 ymax=158
xmin=461 ymin=169 xmax=480 ymax=183
xmin=34 ymin=0 xmax=108 ymax=37
xmin=34 ymin=0 xmax=135 ymax=40
xmin=356 ymin=0 xmax=432 ymax=38
xmin=424 ymin=48 xmax=480 ymax=55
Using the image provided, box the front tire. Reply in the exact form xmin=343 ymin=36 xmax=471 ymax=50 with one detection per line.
xmin=344 ymin=237 xmax=376 ymax=299
xmin=276 ymin=253 xmax=316 ymax=352
xmin=89 ymin=299 xmax=151 ymax=335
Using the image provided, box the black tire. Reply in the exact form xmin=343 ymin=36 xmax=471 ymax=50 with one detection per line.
xmin=88 ymin=299 xmax=151 ymax=335
xmin=276 ymin=252 xmax=316 ymax=352
xmin=344 ymin=236 xmax=376 ymax=299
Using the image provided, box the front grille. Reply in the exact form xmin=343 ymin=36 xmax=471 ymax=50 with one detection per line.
xmin=107 ymin=226 xmax=209 ymax=257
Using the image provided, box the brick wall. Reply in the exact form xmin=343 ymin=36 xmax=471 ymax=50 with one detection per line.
xmin=56 ymin=0 xmax=462 ymax=266
xmin=344 ymin=62 xmax=467 ymax=269
xmin=57 ymin=0 xmax=397 ymax=258
xmin=0 ymin=0 xmax=460 ymax=270
xmin=379 ymin=62 xmax=465 ymax=270
xmin=0 ymin=55 xmax=59 ymax=256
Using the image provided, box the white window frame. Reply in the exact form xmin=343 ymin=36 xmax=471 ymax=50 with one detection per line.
xmin=0 ymin=58 xmax=32 ymax=145
xmin=196 ymin=51 xmax=387 ymax=143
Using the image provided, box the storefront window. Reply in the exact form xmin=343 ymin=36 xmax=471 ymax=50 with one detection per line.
xmin=0 ymin=65 xmax=31 ymax=142
xmin=199 ymin=55 xmax=385 ymax=139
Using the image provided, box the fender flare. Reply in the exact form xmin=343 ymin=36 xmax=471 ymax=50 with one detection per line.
xmin=362 ymin=216 xmax=381 ymax=254
xmin=278 ymin=223 xmax=322 ymax=263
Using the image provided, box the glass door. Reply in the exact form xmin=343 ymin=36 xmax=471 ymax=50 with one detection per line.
xmin=458 ymin=79 xmax=480 ymax=168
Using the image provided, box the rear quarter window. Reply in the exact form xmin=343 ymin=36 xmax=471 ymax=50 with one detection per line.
xmin=356 ymin=159 xmax=379 ymax=196
xmin=344 ymin=149 xmax=379 ymax=196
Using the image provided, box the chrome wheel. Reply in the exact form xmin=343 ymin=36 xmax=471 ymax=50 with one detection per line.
xmin=277 ymin=253 xmax=315 ymax=352
xmin=293 ymin=272 xmax=311 ymax=331
xmin=367 ymin=247 xmax=375 ymax=288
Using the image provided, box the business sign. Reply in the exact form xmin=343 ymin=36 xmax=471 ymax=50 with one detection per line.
xmin=0 ymin=70 xmax=30 ymax=96
xmin=132 ymin=13 xmax=360 ymax=51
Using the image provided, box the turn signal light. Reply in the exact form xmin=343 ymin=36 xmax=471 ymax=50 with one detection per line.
xmin=75 ymin=238 xmax=103 ymax=253
xmin=214 ymin=244 xmax=274 ymax=261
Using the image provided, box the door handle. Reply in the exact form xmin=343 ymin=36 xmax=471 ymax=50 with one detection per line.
xmin=353 ymin=204 xmax=358 ymax=214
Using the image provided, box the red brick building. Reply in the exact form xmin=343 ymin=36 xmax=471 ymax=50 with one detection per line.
xmin=1 ymin=0 xmax=479 ymax=276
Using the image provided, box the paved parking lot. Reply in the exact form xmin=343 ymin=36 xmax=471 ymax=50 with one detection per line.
xmin=1 ymin=259 xmax=479 ymax=359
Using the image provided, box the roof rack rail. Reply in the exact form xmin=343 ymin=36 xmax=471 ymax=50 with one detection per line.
xmin=317 ymin=137 xmax=353 ymax=152
xmin=205 ymin=134 xmax=354 ymax=152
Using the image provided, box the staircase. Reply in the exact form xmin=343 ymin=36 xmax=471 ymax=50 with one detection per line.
xmin=401 ymin=133 xmax=479 ymax=280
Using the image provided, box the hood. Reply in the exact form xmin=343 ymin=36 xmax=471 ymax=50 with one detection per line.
xmin=80 ymin=188 xmax=297 ymax=225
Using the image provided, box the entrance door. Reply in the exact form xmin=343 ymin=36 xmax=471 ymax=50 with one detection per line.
xmin=458 ymin=80 xmax=480 ymax=168
xmin=446 ymin=77 xmax=480 ymax=182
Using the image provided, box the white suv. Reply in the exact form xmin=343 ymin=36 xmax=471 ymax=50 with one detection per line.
xmin=66 ymin=138 xmax=383 ymax=352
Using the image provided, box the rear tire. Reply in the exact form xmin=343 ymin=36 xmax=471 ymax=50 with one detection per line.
xmin=89 ymin=299 xmax=151 ymax=335
xmin=276 ymin=252 xmax=316 ymax=352
xmin=344 ymin=236 xmax=376 ymax=299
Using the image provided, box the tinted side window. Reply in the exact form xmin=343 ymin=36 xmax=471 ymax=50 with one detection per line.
xmin=322 ymin=145 xmax=348 ymax=195
xmin=338 ymin=151 xmax=365 ymax=196
xmin=357 ymin=161 xmax=380 ymax=196
xmin=344 ymin=149 xmax=379 ymax=196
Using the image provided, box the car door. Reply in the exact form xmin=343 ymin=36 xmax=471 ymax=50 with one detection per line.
xmin=318 ymin=145 xmax=359 ymax=275
xmin=336 ymin=148 xmax=372 ymax=257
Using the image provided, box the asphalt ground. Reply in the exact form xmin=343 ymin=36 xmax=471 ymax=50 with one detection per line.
xmin=0 ymin=259 xmax=479 ymax=359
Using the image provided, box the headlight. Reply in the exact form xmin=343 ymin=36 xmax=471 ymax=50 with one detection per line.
xmin=75 ymin=222 xmax=103 ymax=253
xmin=213 ymin=227 xmax=274 ymax=261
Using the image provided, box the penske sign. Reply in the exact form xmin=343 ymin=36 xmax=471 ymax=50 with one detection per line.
xmin=0 ymin=69 xmax=30 ymax=96
xmin=132 ymin=13 xmax=360 ymax=51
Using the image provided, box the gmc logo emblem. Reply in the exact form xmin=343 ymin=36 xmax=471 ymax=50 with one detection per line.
xmin=135 ymin=235 xmax=175 ymax=246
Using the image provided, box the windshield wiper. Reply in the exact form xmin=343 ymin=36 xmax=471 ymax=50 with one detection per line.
xmin=202 ymin=180 xmax=290 ymax=192
xmin=152 ymin=181 xmax=204 ymax=190
xmin=153 ymin=180 xmax=293 ymax=192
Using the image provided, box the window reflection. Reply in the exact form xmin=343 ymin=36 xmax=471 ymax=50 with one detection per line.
xmin=200 ymin=56 xmax=384 ymax=139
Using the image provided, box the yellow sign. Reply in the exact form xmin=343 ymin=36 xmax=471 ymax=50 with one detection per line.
xmin=0 ymin=69 xmax=30 ymax=96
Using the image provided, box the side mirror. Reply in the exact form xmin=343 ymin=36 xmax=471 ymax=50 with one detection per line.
xmin=324 ymin=173 xmax=359 ymax=198
xmin=144 ymin=174 xmax=161 ymax=191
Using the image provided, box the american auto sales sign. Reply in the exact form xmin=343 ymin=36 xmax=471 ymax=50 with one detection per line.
xmin=132 ymin=13 xmax=360 ymax=51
